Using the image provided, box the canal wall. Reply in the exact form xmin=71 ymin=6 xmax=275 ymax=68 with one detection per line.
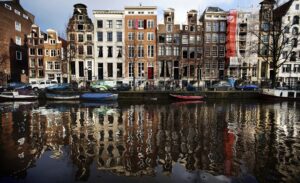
xmin=118 ymin=91 xmax=260 ymax=101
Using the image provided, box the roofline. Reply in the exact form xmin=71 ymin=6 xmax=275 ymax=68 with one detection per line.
xmin=93 ymin=10 xmax=124 ymax=14
xmin=124 ymin=6 xmax=157 ymax=10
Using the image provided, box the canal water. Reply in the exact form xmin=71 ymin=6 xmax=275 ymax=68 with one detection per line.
xmin=0 ymin=100 xmax=299 ymax=183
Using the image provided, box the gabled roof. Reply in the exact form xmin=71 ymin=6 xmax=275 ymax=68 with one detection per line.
xmin=274 ymin=0 xmax=294 ymax=20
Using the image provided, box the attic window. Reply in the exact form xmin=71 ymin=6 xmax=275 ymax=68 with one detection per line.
xmin=14 ymin=9 xmax=20 ymax=15
xmin=4 ymin=4 xmax=12 ymax=10
xmin=23 ymin=14 xmax=28 ymax=20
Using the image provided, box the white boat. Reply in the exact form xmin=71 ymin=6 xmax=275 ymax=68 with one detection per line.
xmin=45 ymin=92 xmax=80 ymax=100
xmin=0 ymin=91 xmax=38 ymax=100
xmin=261 ymin=88 xmax=300 ymax=100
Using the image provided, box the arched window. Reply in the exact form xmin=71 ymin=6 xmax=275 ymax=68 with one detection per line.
xmin=291 ymin=38 xmax=298 ymax=47
xmin=292 ymin=27 xmax=299 ymax=35
xmin=293 ymin=16 xmax=299 ymax=25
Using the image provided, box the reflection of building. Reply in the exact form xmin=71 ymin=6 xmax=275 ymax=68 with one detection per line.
xmin=93 ymin=10 xmax=124 ymax=83
xmin=67 ymin=3 xmax=94 ymax=85
xmin=0 ymin=0 xmax=34 ymax=84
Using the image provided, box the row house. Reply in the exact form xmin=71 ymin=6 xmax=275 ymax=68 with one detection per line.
xmin=124 ymin=6 xmax=157 ymax=88
xmin=200 ymin=7 xmax=227 ymax=84
xmin=93 ymin=10 xmax=124 ymax=83
xmin=181 ymin=10 xmax=202 ymax=87
xmin=157 ymin=8 xmax=181 ymax=87
xmin=67 ymin=3 xmax=94 ymax=86
xmin=27 ymin=25 xmax=66 ymax=83
xmin=0 ymin=0 xmax=34 ymax=84
xmin=226 ymin=10 xmax=259 ymax=82
xmin=276 ymin=0 xmax=300 ymax=87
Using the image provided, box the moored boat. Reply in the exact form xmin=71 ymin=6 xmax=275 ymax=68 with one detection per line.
xmin=0 ymin=91 xmax=38 ymax=100
xmin=261 ymin=88 xmax=300 ymax=100
xmin=80 ymin=93 xmax=118 ymax=101
xmin=45 ymin=92 xmax=80 ymax=100
xmin=170 ymin=94 xmax=204 ymax=100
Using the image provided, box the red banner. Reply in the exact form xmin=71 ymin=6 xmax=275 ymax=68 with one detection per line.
xmin=226 ymin=10 xmax=237 ymax=59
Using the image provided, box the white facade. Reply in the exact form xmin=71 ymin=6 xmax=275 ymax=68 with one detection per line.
xmin=93 ymin=10 xmax=125 ymax=83
xmin=278 ymin=0 xmax=300 ymax=87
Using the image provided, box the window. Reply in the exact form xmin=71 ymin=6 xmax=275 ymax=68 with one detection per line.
xmin=38 ymin=70 xmax=44 ymax=77
xmin=30 ymin=70 xmax=36 ymax=78
xmin=147 ymin=32 xmax=154 ymax=41
xmin=14 ymin=9 xmax=20 ymax=15
xmin=71 ymin=62 xmax=76 ymax=75
xmin=174 ymin=47 xmax=179 ymax=56
xmin=197 ymin=48 xmax=202 ymax=58
xmin=219 ymin=46 xmax=225 ymax=57
xmin=30 ymin=58 xmax=35 ymax=67
xmin=30 ymin=48 xmax=35 ymax=55
xmin=205 ymin=47 xmax=210 ymax=57
xmin=284 ymin=26 xmax=290 ymax=33
xmin=16 ymin=36 xmax=21 ymax=45
xmin=55 ymin=62 xmax=60 ymax=70
xmin=138 ymin=20 xmax=144 ymax=29
xmin=159 ymin=34 xmax=165 ymax=43
xmin=138 ymin=45 xmax=144 ymax=57
xmin=128 ymin=32 xmax=134 ymax=40
xmin=117 ymin=32 xmax=122 ymax=42
xmin=206 ymin=22 xmax=212 ymax=32
xmin=189 ymin=48 xmax=195 ymax=58
xmin=87 ymin=34 xmax=92 ymax=41
xmin=138 ymin=63 xmax=144 ymax=77
xmin=97 ymin=32 xmax=103 ymax=41
xmin=87 ymin=46 xmax=93 ymax=55
xmin=116 ymin=20 xmax=122 ymax=28
xmin=293 ymin=16 xmax=299 ymax=25
xmin=107 ymin=63 xmax=113 ymax=77
xmin=128 ymin=19 xmax=134 ymax=28
xmin=98 ymin=46 xmax=103 ymax=57
xmin=16 ymin=51 xmax=22 ymax=60
xmin=182 ymin=47 xmax=188 ymax=58
xmin=38 ymin=49 xmax=43 ymax=56
xmin=292 ymin=27 xmax=299 ymax=35
xmin=117 ymin=46 xmax=122 ymax=58
xmin=292 ymin=38 xmax=298 ymax=48
xmin=77 ymin=24 xmax=84 ymax=31
xmin=129 ymin=63 xmax=134 ymax=77
xmin=38 ymin=58 xmax=43 ymax=67
xmin=50 ymin=50 xmax=57 ymax=57
xmin=167 ymin=24 xmax=173 ymax=32
xmin=164 ymin=46 xmax=171 ymax=56
xmin=69 ymin=34 xmax=75 ymax=41
xmin=107 ymin=46 xmax=113 ymax=57
xmin=148 ymin=45 xmax=154 ymax=57
xmin=107 ymin=20 xmax=113 ymax=28
xmin=158 ymin=46 xmax=165 ymax=56
xmin=294 ymin=64 xmax=300 ymax=73
xmin=211 ymin=46 xmax=218 ymax=57
xmin=128 ymin=45 xmax=134 ymax=58
xmin=174 ymin=34 xmax=180 ymax=44
xmin=47 ymin=62 xmax=54 ymax=70
xmin=219 ymin=34 xmax=225 ymax=43
xmin=138 ymin=32 xmax=144 ymax=41
xmin=182 ymin=35 xmax=188 ymax=44
xmin=107 ymin=32 xmax=113 ymax=41
xmin=166 ymin=34 xmax=173 ymax=43
xmin=205 ymin=34 xmax=211 ymax=43
xmin=4 ymin=4 xmax=12 ymax=10
xmin=78 ymin=45 xmax=83 ymax=55
xmin=220 ymin=21 xmax=226 ymax=32
xmin=50 ymin=39 xmax=56 ymax=44
xmin=261 ymin=23 xmax=269 ymax=31
xmin=78 ymin=15 xmax=83 ymax=20
xmin=117 ymin=63 xmax=122 ymax=78
xmin=290 ymin=52 xmax=296 ymax=61
xmin=147 ymin=20 xmax=154 ymax=28
xmin=282 ymin=51 xmax=288 ymax=59
xmin=97 ymin=20 xmax=103 ymax=28
xmin=296 ymin=4 xmax=300 ymax=10
xmin=138 ymin=11 xmax=144 ymax=14
xmin=282 ymin=64 xmax=292 ymax=73
xmin=212 ymin=34 xmax=218 ymax=43
xmin=78 ymin=34 xmax=84 ymax=42
xmin=48 ymin=74 xmax=55 ymax=80
xmin=15 ymin=21 xmax=21 ymax=32
xmin=212 ymin=22 xmax=219 ymax=32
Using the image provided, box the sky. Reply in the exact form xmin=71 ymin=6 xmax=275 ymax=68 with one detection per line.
xmin=20 ymin=0 xmax=261 ymax=37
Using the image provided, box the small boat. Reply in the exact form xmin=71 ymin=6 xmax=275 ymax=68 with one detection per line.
xmin=45 ymin=92 xmax=80 ymax=100
xmin=170 ymin=94 xmax=204 ymax=100
xmin=0 ymin=91 xmax=38 ymax=100
xmin=261 ymin=88 xmax=300 ymax=100
xmin=80 ymin=93 xmax=118 ymax=101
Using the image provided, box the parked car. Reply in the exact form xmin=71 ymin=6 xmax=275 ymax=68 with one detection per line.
xmin=236 ymin=84 xmax=259 ymax=91
xmin=6 ymin=82 xmax=31 ymax=90
xmin=111 ymin=83 xmax=132 ymax=91
xmin=90 ymin=81 xmax=116 ymax=91
xmin=209 ymin=81 xmax=233 ymax=91
xmin=30 ymin=80 xmax=58 ymax=91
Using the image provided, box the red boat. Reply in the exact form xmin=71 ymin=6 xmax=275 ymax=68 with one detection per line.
xmin=170 ymin=94 xmax=204 ymax=100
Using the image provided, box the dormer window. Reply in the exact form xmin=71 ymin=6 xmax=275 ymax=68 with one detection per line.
xmin=4 ymin=4 xmax=12 ymax=10
xmin=14 ymin=9 xmax=20 ymax=15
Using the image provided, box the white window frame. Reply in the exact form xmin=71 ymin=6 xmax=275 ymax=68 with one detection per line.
xmin=147 ymin=32 xmax=154 ymax=41
xmin=16 ymin=36 xmax=21 ymax=46
xmin=147 ymin=45 xmax=154 ymax=58
xmin=15 ymin=21 xmax=21 ymax=32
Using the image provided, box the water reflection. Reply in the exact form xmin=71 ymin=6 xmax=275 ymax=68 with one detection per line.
xmin=0 ymin=101 xmax=299 ymax=182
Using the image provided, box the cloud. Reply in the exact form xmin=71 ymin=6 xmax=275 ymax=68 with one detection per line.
xmin=20 ymin=0 xmax=260 ymax=37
